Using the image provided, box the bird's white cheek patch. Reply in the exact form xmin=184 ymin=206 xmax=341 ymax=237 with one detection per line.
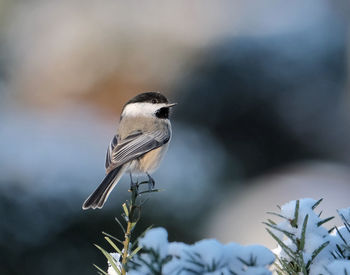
xmin=122 ymin=103 xmax=167 ymax=117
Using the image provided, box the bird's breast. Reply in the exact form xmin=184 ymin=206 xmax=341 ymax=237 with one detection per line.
xmin=131 ymin=144 xmax=169 ymax=174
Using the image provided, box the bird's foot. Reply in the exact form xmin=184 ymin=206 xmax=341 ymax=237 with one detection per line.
xmin=147 ymin=173 xmax=155 ymax=191
xmin=129 ymin=173 xmax=138 ymax=190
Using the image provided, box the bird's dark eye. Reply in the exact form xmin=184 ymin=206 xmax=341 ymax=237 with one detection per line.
xmin=152 ymin=99 xmax=157 ymax=104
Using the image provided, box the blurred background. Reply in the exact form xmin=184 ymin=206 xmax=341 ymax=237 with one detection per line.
xmin=1 ymin=0 xmax=350 ymax=274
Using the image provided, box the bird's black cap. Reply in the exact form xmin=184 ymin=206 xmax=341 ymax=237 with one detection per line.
xmin=126 ymin=92 xmax=169 ymax=105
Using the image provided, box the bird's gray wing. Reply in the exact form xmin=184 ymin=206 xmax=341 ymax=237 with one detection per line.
xmin=105 ymin=135 xmax=119 ymax=169
xmin=105 ymin=130 xmax=142 ymax=169
xmin=105 ymin=129 xmax=170 ymax=170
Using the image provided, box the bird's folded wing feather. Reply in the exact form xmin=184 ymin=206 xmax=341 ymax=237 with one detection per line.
xmin=105 ymin=129 xmax=170 ymax=170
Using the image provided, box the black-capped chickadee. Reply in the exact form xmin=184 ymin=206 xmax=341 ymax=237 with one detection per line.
xmin=82 ymin=92 xmax=176 ymax=210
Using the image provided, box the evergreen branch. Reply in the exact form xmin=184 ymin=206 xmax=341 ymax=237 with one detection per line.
xmin=312 ymin=198 xmax=323 ymax=210
xmin=266 ymin=228 xmax=297 ymax=261
xmin=336 ymin=244 xmax=346 ymax=258
xmin=102 ymin=232 xmax=124 ymax=246
xmin=121 ymin=184 xmax=140 ymax=275
xmin=328 ymin=226 xmax=336 ymax=234
xmin=317 ymin=216 xmax=334 ymax=227
xmin=93 ymin=264 xmax=110 ymax=275
xmin=299 ymin=214 xmax=308 ymax=251
xmin=291 ymin=200 xmax=299 ymax=228
xmin=105 ymin=236 xmax=123 ymax=255
xmin=336 ymin=227 xmax=348 ymax=245
xmin=306 ymin=241 xmax=330 ymax=269
xmin=114 ymin=217 xmax=126 ymax=234
xmin=94 ymin=244 xmax=122 ymax=275
xmin=263 ymin=222 xmax=297 ymax=245
xmin=266 ymin=211 xmax=290 ymax=221
xmin=138 ymin=188 xmax=164 ymax=195
xmin=128 ymin=246 xmax=142 ymax=260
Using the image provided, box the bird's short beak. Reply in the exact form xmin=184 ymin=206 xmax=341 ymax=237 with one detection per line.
xmin=166 ymin=103 xmax=177 ymax=108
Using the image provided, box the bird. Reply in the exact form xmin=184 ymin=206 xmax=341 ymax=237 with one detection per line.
xmin=82 ymin=92 xmax=176 ymax=210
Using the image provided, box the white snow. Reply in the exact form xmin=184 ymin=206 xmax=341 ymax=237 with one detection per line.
xmin=269 ymin=198 xmax=350 ymax=275
xmin=119 ymin=227 xmax=274 ymax=275
xmin=138 ymin=227 xmax=169 ymax=259
xmin=338 ymin=207 xmax=350 ymax=222
xmin=107 ymin=253 xmax=122 ymax=275
xmin=106 ymin=198 xmax=350 ymax=275
xmin=326 ymin=260 xmax=350 ymax=274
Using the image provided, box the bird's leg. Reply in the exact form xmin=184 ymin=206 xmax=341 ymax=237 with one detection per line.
xmin=129 ymin=172 xmax=137 ymax=189
xmin=146 ymin=172 xmax=155 ymax=190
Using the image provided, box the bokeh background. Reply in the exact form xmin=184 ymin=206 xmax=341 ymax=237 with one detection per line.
xmin=1 ymin=0 xmax=350 ymax=274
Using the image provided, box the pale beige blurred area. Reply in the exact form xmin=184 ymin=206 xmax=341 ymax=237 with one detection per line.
xmin=205 ymin=162 xmax=350 ymax=248
xmin=5 ymin=0 xmax=237 ymax=111
xmin=3 ymin=0 xmax=343 ymax=114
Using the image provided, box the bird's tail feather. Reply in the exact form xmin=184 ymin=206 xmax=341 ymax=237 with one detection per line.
xmin=82 ymin=165 xmax=126 ymax=210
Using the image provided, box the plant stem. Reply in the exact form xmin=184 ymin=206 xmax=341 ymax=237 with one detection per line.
xmin=121 ymin=183 xmax=139 ymax=275
xmin=121 ymin=220 xmax=132 ymax=275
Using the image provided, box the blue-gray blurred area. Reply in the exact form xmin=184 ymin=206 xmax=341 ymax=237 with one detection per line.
xmin=0 ymin=0 xmax=350 ymax=274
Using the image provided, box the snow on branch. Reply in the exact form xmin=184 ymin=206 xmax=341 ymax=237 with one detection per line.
xmin=100 ymin=198 xmax=350 ymax=275
xmin=112 ymin=227 xmax=274 ymax=275
xmin=266 ymin=198 xmax=350 ymax=275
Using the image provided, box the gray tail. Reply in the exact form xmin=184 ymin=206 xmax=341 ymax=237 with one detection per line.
xmin=82 ymin=166 xmax=124 ymax=210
